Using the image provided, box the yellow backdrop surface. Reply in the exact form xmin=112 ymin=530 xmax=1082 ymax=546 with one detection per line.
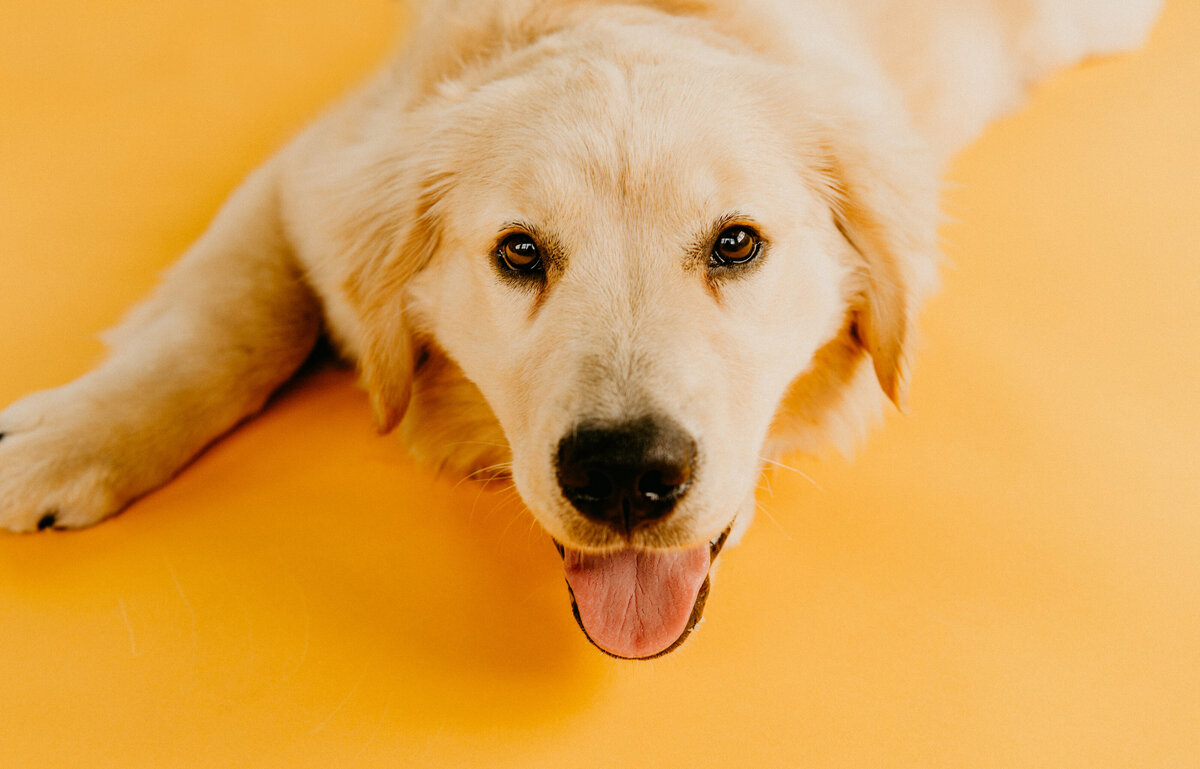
xmin=2 ymin=2 xmax=1198 ymax=767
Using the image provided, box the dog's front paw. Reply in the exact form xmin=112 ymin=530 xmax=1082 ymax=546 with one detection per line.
xmin=0 ymin=385 xmax=127 ymax=533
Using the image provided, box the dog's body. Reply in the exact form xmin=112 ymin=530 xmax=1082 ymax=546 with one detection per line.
xmin=0 ymin=0 xmax=1160 ymax=658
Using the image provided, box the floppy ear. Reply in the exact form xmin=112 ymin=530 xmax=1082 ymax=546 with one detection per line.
xmin=820 ymin=143 xmax=940 ymax=409
xmin=343 ymin=192 xmax=442 ymax=434
xmin=352 ymin=276 xmax=418 ymax=434
xmin=316 ymin=128 xmax=447 ymax=434
xmin=832 ymin=189 xmax=912 ymax=407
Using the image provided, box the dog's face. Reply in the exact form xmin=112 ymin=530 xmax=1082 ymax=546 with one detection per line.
xmin=411 ymin=61 xmax=852 ymax=546
xmin=344 ymin=28 xmax=935 ymax=658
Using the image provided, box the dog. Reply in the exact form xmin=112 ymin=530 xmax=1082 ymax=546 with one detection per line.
xmin=0 ymin=0 xmax=1161 ymax=659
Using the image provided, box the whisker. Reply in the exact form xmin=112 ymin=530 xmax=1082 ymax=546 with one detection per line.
xmin=452 ymin=462 xmax=514 ymax=490
xmin=469 ymin=462 xmax=513 ymax=481
xmin=758 ymin=469 xmax=776 ymax=499
xmin=488 ymin=484 xmax=525 ymax=514
xmin=469 ymin=476 xmax=524 ymax=526
xmin=758 ymin=455 xmax=824 ymax=493
xmin=443 ymin=440 xmax=511 ymax=450
xmin=756 ymin=500 xmax=794 ymax=542
xmin=499 ymin=504 xmax=532 ymax=543
xmin=468 ymin=472 xmax=502 ymax=522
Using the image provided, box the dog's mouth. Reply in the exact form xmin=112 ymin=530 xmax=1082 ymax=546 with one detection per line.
xmin=553 ymin=525 xmax=732 ymax=659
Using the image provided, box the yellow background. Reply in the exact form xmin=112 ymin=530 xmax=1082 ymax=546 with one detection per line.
xmin=2 ymin=1 xmax=1198 ymax=766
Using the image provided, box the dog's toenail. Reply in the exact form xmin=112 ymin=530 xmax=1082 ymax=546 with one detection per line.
xmin=37 ymin=512 xmax=57 ymax=531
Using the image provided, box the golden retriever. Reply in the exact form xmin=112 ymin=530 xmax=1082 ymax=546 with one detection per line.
xmin=0 ymin=0 xmax=1161 ymax=658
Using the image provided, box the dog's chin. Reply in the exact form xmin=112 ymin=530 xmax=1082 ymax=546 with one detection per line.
xmin=553 ymin=526 xmax=732 ymax=660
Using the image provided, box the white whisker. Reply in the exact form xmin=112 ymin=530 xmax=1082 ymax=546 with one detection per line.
xmin=758 ymin=455 xmax=824 ymax=492
xmin=443 ymin=440 xmax=511 ymax=450
xmin=758 ymin=469 xmax=775 ymax=498
xmin=453 ymin=461 xmax=513 ymax=490
xmin=756 ymin=501 xmax=794 ymax=541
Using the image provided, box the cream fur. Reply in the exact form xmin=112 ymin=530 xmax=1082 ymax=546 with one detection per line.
xmin=0 ymin=0 xmax=1161 ymax=554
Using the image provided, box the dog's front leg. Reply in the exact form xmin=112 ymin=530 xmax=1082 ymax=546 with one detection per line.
xmin=0 ymin=163 xmax=321 ymax=532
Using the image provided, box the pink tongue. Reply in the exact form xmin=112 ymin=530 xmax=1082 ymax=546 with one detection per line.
xmin=563 ymin=544 xmax=710 ymax=659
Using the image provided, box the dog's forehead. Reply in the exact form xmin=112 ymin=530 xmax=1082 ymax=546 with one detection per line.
xmin=451 ymin=49 xmax=796 ymax=196
xmin=443 ymin=60 xmax=803 ymax=244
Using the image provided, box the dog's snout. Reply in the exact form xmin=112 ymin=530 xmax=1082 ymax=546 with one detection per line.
xmin=555 ymin=416 xmax=697 ymax=535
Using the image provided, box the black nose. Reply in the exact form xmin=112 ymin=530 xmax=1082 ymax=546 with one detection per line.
xmin=555 ymin=416 xmax=697 ymax=535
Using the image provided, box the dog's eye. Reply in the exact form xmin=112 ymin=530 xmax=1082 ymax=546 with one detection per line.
xmin=712 ymin=225 xmax=761 ymax=266
xmin=498 ymin=233 xmax=543 ymax=274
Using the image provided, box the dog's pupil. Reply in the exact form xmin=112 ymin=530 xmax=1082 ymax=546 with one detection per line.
xmin=718 ymin=227 xmax=755 ymax=261
xmin=504 ymin=236 xmax=539 ymax=267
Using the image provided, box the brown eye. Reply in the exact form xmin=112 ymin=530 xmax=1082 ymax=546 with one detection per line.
xmin=498 ymin=233 xmax=543 ymax=273
xmin=712 ymin=225 xmax=761 ymax=265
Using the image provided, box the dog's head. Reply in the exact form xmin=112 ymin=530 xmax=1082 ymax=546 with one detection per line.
xmin=331 ymin=14 xmax=938 ymax=658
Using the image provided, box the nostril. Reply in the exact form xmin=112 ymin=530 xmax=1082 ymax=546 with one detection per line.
xmin=636 ymin=468 xmax=689 ymax=502
xmin=567 ymin=470 xmax=613 ymax=502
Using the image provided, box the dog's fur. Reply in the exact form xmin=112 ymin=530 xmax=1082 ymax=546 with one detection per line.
xmin=0 ymin=0 xmax=1161 ymax=655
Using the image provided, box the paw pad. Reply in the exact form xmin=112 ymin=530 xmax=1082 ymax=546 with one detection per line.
xmin=37 ymin=512 xmax=58 ymax=531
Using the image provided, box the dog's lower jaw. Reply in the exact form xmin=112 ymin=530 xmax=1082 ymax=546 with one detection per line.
xmin=555 ymin=525 xmax=732 ymax=660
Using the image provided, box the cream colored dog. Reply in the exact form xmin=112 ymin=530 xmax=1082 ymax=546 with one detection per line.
xmin=0 ymin=0 xmax=1160 ymax=658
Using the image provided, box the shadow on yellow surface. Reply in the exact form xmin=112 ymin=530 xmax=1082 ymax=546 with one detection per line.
xmin=2 ymin=1 xmax=1199 ymax=767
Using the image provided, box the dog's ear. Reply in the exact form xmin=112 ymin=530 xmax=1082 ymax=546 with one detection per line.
xmin=819 ymin=143 xmax=940 ymax=409
xmin=832 ymin=183 xmax=913 ymax=407
xmin=344 ymin=196 xmax=441 ymax=434
xmin=324 ymin=139 xmax=446 ymax=433
xmin=351 ymin=275 xmax=418 ymax=435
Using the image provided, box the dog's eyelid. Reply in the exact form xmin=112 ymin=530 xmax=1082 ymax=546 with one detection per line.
xmin=701 ymin=212 xmax=766 ymax=246
xmin=497 ymin=220 xmax=537 ymax=237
